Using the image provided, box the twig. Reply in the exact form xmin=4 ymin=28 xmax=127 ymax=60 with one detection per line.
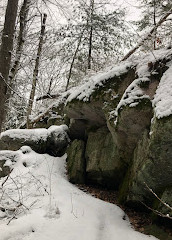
xmin=144 ymin=182 xmax=172 ymax=211
xmin=141 ymin=201 xmax=172 ymax=220
xmin=29 ymin=172 xmax=49 ymax=195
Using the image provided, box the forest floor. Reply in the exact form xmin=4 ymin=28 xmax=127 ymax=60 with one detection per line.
xmin=76 ymin=184 xmax=172 ymax=240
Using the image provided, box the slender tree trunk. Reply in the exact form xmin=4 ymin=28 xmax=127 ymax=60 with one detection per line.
xmin=65 ymin=29 xmax=85 ymax=91
xmin=121 ymin=8 xmax=172 ymax=61
xmin=153 ymin=0 xmax=157 ymax=50
xmin=0 ymin=0 xmax=19 ymax=132
xmin=9 ymin=0 xmax=31 ymax=89
xmin=88 ymin=0 xmax=94 ymax=70
xmin=26 ymin=13 xmax=47 ymax=129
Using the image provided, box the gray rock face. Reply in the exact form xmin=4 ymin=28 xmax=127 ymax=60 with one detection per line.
xmin=109 ymin=99 xmax=153 ymax=165
xmin=64 ymin=51 xmax=172 ymax=209
xmin=67 ymin=140 xmax=85 ymax=184
xmin=65 ymin=68 xmax=136 ymax=136
xmin=47 ymin=125 xmax=70 ymax=156
xmin=0 ymin=129 xmax=48 ymax=153
xmin=66 ymin=100 xmax=106 ymax=130
xmin=68 ymin=119 xmax=88 ymax=140
xmin=0 ymin=125 xmax=70 ymax=157
xmin=85 ymin=127 xmax=125 ymax=189
xmin=122 ymin=117 xmax=172 ymax=206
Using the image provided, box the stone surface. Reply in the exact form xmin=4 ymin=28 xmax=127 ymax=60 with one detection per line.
xmin=0 ymin=125 xmax=70 ymax=157
xmin=111 ymin=98 xmax=153 ymax=165
xmin=67 ymin=139 xmax=86 ymax=184
xmin=68 ymin=119 xmax=88 ymax=140
xmin=85 ymin=127 xmax=126 ymax=189
xmin=65 ymin=68 xmax=136 ymax=134
xmin=65 ymin=100 xmax=106 ymax=129
xmin=0 ymin=129 xmax=48 ymax=154
xmin=47 ymin=125 xmax=70 ymax=157
xmin=121 ymin=116 xmax=172 ymax=205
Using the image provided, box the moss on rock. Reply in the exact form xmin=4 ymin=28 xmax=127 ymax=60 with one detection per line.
xmin=85 ymin=127 xmax=126 ymax=189
xmin=67 ymin=140 xmax=86 ymax=184
xmin=123 ymin=115 xmax=172 ymax=206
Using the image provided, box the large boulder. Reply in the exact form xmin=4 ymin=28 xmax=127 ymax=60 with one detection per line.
xmin=85 ymin=127 xmax=125 ymax=189
xmin=0 ymin=128 xmax=48 ymax=153
xmin=121 ymin=116 xmax=172 ymax=206
xmin=109 ymin=98 xmax=153 ymax=165
xmin=67 ymin=140 xmax=86 ymax=184
xmin=119 ymin=64 xmax=172 ymax=206
xmin=0 ymin=125 xmax=70 ymax=157
xmin=47 ymin=125 xmax=70 ymax=156
xmin=65 ymin=65 xmax=136 ymax=135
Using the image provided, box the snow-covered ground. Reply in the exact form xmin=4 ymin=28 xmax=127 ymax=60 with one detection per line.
xmin=0 ymin=147 xmax=157 ymax=240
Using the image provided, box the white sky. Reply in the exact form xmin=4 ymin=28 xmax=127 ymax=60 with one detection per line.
xmin=115 ymin=0 xmax=142 ymax=21
xmin=0 ymin=0 xmax=142 ymax=29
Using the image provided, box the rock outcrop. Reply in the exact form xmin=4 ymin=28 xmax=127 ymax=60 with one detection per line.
xmin=67 ymin=139 xmax=85 ymax=183
xmin=2 ymin=48 xmax=172 ymax=215
xmin=85 ymin=127 xmax=125 ymax=188
xmin=65 ymin=49 xmax=172 ymax=212
xmin=0 ymin=125 xmax=70 ymax=157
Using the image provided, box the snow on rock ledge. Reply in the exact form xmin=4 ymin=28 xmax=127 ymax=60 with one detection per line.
xmin=153 ymin=64 xmax=172 ymax=119
xmin=0 ymin=125 xmax=70 ymax=157
xmin=66 ymin=61 xmax=133 ymax=103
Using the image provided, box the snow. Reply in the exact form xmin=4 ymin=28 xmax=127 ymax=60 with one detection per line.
xmin=110 ymin=77 xmax=150 ymax=121
xmin=66 ymin=61 xmax=134 ymax=102
xmin=0 ymin=148 xmax=157 ymax=240
xmin=0 ymin=125 xmax=69 ymax=142
xmin=0 ymin=150 xmax=20 ymax=163
xmin=136 ymin=49 xmax=172 ymax=78
xmin=1 ymin=128 xmax=48 ymax=142
xmin=153 ymin=64 xmax=172 ymax=119
xmin=109 ymin=49 xmax=172 ymax=123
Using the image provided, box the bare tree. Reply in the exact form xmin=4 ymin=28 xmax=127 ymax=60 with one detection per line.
xmin=65 ymin=29 xmax=85 ymax=91
xmin=9 ymin=0 xmax=31 ymax=89
xmin=27 ymin=13 xmax=47 ymax=129
xmin=0 ymin=0 xmax=19 ymax=132
xmin=88 ymin=0 xmax=94 ymax=70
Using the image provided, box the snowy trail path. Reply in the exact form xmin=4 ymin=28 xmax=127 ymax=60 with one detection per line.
xmin=0 ymin=149 xmax=157 ymax=240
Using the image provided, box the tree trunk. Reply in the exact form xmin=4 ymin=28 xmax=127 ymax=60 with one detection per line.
xmin=0 ymin=0 xmax=19 ymax=132
xmin=88 ymin=0 xmax=94 ymax=70
xmin=9 ymin=0 xmax=31 ymax=89
xmin=153 ymin=0 xmax=157 ymax=50
xmin=66 ymin=29 xmax=85 ymax=91
xmin=26 ymin=13 xmax=47 ymax=129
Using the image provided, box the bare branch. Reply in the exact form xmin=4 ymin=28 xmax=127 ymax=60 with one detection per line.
xmin=121 ymin=8 xmax=172 ymax=61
